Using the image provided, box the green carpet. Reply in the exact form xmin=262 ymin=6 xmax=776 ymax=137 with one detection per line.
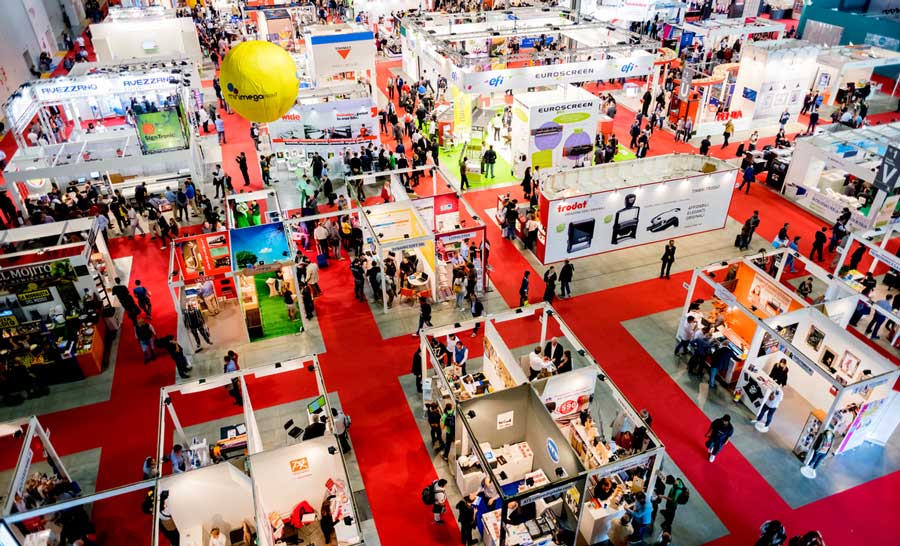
xmin=251 ymin=272 xmax=303 ymax=341
xmin=439 ymin=143 xmax=636 ymax=191
xmin=438 ymin=143 xmax=519 ymax=189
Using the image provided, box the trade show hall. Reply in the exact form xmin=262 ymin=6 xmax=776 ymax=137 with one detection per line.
xmin=1 ymin=3 xmax=900 ymax=546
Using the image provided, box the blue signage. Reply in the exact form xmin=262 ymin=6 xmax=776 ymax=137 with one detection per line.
xmin=547 ymin=438 xmax=560 ymax=463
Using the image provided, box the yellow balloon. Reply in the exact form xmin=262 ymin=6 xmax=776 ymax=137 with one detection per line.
xmin=219 ymin=41 xmax=299 ymax=123
xmin=186 ymin=0 xmax=197 ymax=7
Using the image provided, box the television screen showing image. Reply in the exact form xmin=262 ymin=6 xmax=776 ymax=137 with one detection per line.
xmin=308 ymin=395 xmax=326 ymax=414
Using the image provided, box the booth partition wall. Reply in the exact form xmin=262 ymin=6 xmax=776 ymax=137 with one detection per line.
xmin=422 ymin=304 xmax=664 ymax=546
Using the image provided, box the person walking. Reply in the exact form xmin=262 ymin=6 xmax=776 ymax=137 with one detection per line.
xmin=431 ymin=479 xmax=448 ymax=523
xmin=739 ymin=211 xmax=760 ymax=250
xmin=674 ymin=315 xmax=697 ymax=356
xmin=865 ymin=294 xmax=893 ymax=340
xmin=135 ymin=317 xmax=157 ymax=363
xmin=752 ymin=388 xmax=784 ymax=432
xmin=811 ymin=227 xmax=827 ymax=261
xmin=128 ymin=206 xmax=145 ymax=238
xmin=806 ymin=110 xmax=820 ymax=134
xmin=519 ymin=271 xmax=530 ymax=307
xmin=660 ymin=240 xmax=676 ymax=279
xmin=236 ymin=152 xmax=250 ymax=186
xmin=215 ymin=116 xmax=226 ymax=144
xmin=705 ymin=414 xmax=734 ymax=462
xmin=559 ymin=259 xmax=575 ymax=298
xmin=112 ymin=277 xmax=140 ymax=317
xmin=699 ymin=135 xmax=711 ymax=156
xmin=426 ymin=402 xmax=443 ymax=447
xmin=415 ymin=296 xmax=432 ymax=335
xmin=721 ymin=119 xmax=734 ymax=148
xmin=469 ymin=294 xmax=484 ymax=337
xmin=709 ymin=340 xmax=732 ymax=389
xmin=738 ymin=164 xmax=755 ymax=194
xmin=157 ymin=335 xmax=192 ymax=379
xmin=412 ymin=348 xmax=423 ymax=394
xmin=778 ymin=109 xmax=790 ymax=130
xmin=659 ymin=475 xmax=688 ymax=532
xmin=132 ymin=280 xmax=152 ymax=319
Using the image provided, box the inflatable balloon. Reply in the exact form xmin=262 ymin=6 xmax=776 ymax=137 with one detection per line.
xmin=219 ymin=41 xmax=299 ymax=123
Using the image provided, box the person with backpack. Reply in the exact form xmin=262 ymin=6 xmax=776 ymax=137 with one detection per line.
xmin=660 ymin=474 xmax=689 ymax=532
xmin=440 ymin=403 xmax=455 ymax=460
xmin=755 ymin=520 xmax=788 ymax=546
xmin=423 ymin=478 xmax=448 ymax=523
xmin=323 ymin=405 xmax=349 ymax=449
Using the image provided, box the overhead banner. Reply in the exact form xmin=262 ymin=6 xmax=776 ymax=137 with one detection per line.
xmin=0 ymin=259 xmax=77 ymax=293
xmin=33 ymin=72 xmax=182 ymax=101
xmin=450 ymin=85 xmax=472 ymax=136
xmin=269 ymin=97 xmax=378 ymax=145
xmin=540 ymin=367 xmax=596 ymax=422
xmin=136 ymin=110 xmax=189 ymax=154
xmin=307 ymin=30 xmax=376 ymax=82
xmin=176 ymin=232 xmax=231 ymax=280
xmin=539 ymin=170 xmax=736 ymax=262
xmin=452 ymin=53 xmax=654 ymax=94
xmin=519 ymin=93 xmax=599 ymax=171
xmin=874 ymin=145 xmax=900 ymax=193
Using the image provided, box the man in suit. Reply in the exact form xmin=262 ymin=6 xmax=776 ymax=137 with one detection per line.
xmin=544 ymin=337 xmax=564 ymax=366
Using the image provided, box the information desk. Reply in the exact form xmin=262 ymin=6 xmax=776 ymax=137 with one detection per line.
xmin=482 ymin=508 xmax=556 ymax=546
xmin=736 ymin=362 xmax=780 ymax=413
xmin=442 ymin=372 xmax=493 ymax=401
xmin=579 ymin=474 xmax=642 ymax=544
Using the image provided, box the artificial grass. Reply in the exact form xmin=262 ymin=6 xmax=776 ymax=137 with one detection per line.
xmin=251 ymin=272 xmax=303 ymax=341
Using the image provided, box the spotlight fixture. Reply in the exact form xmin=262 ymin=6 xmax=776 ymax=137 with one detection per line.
xmin=466 ymin=410 xmax=476 ymax=419
xmin=720 ymin=261 xmax=728 ymax=266
xmin=274 ymin=362 xmax=282 ymax=369
xmin=525 ymin=477 xmax=535 ymax=487
xmin=498 ymin=471 xmax=508 ymax=480
xmin=454 ymin=322 xmax=461 ymax=328
xmin=343 ymin=516 xmax=353 ymax=526
xmin=307 ymin=364 xmax=316 ymax=372
xmin=577 ymin=349 xmax=586 ymax=357
xmin=597 ymin=373 xmax=607 ymax=382
xmin=750 ymin=305 xmax=758 ymax=312
xmin=198 ymin=378 xmax=206 ymax=384
xmin=555 ymin=467 xmax=566 ymax=478
xmin=328 ymin=446 xmax=338 ymax=455
xmin=164 ymin=397 xmax=171 ymax=405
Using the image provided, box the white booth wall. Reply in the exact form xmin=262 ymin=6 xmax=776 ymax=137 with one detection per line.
xmin=91 ymin=18 xmax=203 ymax=62
xmin=0 ymin=0 xmax=59 ymax=113
xmin=159 ymin=463 xmax=255 ymax=539
xmin=730 ymin=40 xmax=820 ymax=131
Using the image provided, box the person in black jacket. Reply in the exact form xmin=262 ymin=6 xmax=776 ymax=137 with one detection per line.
xmin=810 ymin=227 xmax=827 ymax=262
xmin=519 ymin=271 xmax=530 ymax=307
xmin=543 ymin=266 xmax=557 ymax=304
xmin=469 ymin=294 xmax=484 ymax=336
xmin=769 ymin=358 xmax=789 ymax=387
xmin=544 ymin=337 xmax=564 ymax=365
xmin=660 ymin=240 xmax=676 ymax=279
xmin=412 ymin=348 xmax=423 ymax=393
xmin=415 ymin=296 xmax=432 ymax=335
xmin=455 ymin=494 xmax=477 ymax=545
xmin=559 ymin=259 xmax=575 ymax=298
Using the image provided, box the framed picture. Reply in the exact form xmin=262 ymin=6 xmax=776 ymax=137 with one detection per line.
xmin=819 ymin=347 xmax=837 ymax=373
xmin=805 ymin=326 xmax=825 ymax=352
xmin=838 ymin=351 xmax=861 ymax=378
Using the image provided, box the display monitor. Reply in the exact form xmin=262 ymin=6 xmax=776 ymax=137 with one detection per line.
xmin=308 ymin=394 xmax=326 ymax=414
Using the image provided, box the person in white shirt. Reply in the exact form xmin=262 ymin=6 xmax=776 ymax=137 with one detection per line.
xmin=332 ymin=407 xmax=352 ymax=453
xmin=528 ymin=346 xmax=544 ymax=380
xmin=752 ymin=388 xmax=783 ymax=431
xmin=674 ymin=315 xmax=698 ymax=356
xmin=209 ymin=528 xmax=226 ymax=546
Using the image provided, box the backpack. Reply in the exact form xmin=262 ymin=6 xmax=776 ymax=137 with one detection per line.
xmin=421 ymin=481 xmax=436 ymax=505
xmin=675 ymin=479 xmax=690 ymax=505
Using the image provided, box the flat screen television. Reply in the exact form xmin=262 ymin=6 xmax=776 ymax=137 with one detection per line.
xmin=307 ymin=394 xmax=327 ymax=414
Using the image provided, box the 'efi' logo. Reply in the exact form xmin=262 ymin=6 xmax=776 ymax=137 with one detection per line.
xmin=620 ymin=63 xmax=635 ymax=74
xmin=487 ymin=75 xmax=504 ymax=88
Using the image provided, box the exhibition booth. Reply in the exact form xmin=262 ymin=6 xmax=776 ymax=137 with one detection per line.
xmin=90 ymin=9 xmax=204 ymax=63
xmin=782 ymin=122 xmax=900 ymax=232
xmin=304 ymin=23 xmax=376 ymax=88
xmin=225 ymin=190 xmax=283 ymax=229
xmin=0 ymin=218 xmax=119 ymax=400
xmin=531 ymin=153 xmax=738 ymax=264
xmin=412 ymin=192 xmax=488 ymax=302
xmin=812 ymin=45 xmax=900 ymax=107
xmin=421 ymin=304 xmax=666 ymax=546
xmin=713 ymin=39 xmax=820 ymax=137
xmin=681 ymin=258 xmax=900 ymax=477
xmin=249 ymin=5 xmax=317 ymax=52
xmin=155 ymin=356 xmax=365 ymax=546
xmin=1 ymin=62 xmax=207 ymax=217
xmin=360 ymin=200 xmax=437 ymax=313
xmin=679 ymin=18 xmax=786 ymax=59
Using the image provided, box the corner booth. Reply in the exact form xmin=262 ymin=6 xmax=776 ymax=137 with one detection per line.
xmin=0 ymin=219 xmax=119 ymax=402
xmin=360 ymin=200 xmax=437 ymax=312
xmin=421 ymin=304 xmax=665 ymax=546
xmin=399 ymin=7 xmax=659 ymax=187
xmin=1 ymin=62 xmax=206 ymax=217
xmin=155 ymin=356 xmax=368 ymax=546
xmin=411 ymin=192 xmax=489 ymax=302
xmin=696 ymin=39 xmax=820 ymax=138
xmin=304 ymin=23 xmax=376 ymax=89
xmin=90 ymin=7 xmax=204 ymax=63
xmin=681 ymin=256 xmax=900 ymax=478
xmin=246 ymin=5 xmax=317 ymax=52
xmin=782 ymin=122 xmax=900 ymax=232
xmin=811 ymin=44 xmax=900 ymax=108
xmin=519 ymin=153 xmax=737 ymax=264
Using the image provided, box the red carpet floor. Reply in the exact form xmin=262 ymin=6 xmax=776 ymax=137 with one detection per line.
xmin=4 ymin=55 xmax=900 ymax=546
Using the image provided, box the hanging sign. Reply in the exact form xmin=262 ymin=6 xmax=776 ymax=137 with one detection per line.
xmin=873 ymin=145 xmax=900 ymax=193
xmin=0 ymin=259 xmax=76 ymax=292
xmin=16 ymin=286 xmax=53 ymax=306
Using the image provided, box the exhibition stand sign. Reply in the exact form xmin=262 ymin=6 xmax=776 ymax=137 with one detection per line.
xmin=230 ymin=223 xmax=291 ymax=270
xmin=269 ymin=97 xmax=378 ymax=146
xmin=511 ymin=85 xmax=599 ymax=171
xmin=136 ymin=110 xmax=189 ymax=154
xmin=537 ymin=157 xmax=738 ymax=263
xmin=451 ymin=53 xmax=656 ymax=95
xmin=306 ymin=24 xmax=376 ymax=86
xmin=175 ymin=232 xmax=232 ymax=281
